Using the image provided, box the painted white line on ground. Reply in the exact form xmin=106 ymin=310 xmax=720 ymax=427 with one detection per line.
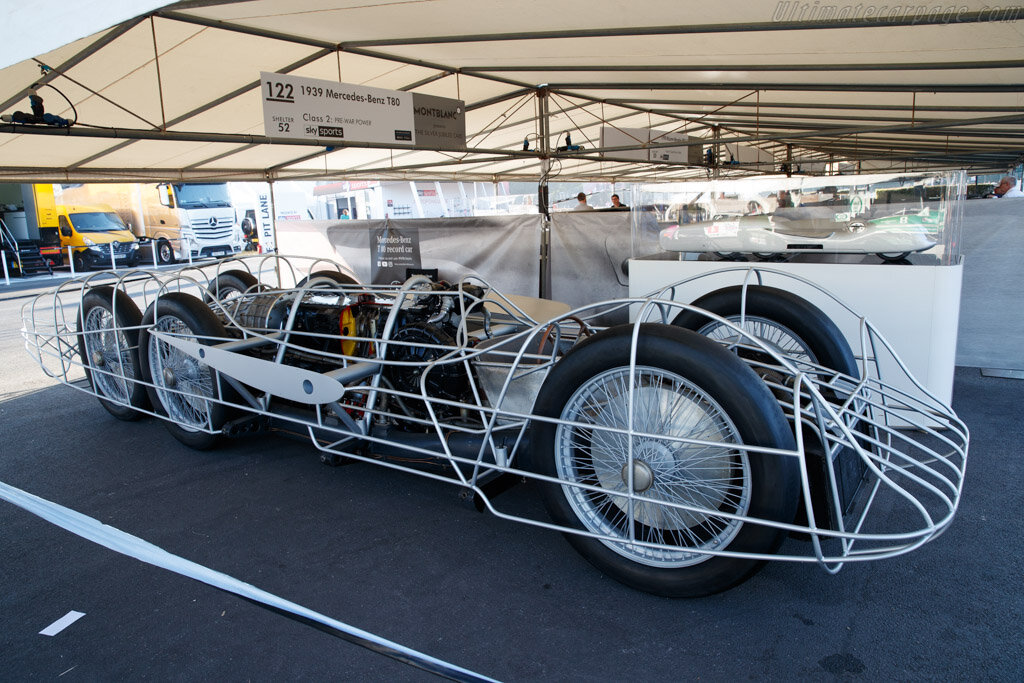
xmin=1 ymin=480 xmax=495 ymax=682
xmin=39 ymin=611 xmax=86 ymax=636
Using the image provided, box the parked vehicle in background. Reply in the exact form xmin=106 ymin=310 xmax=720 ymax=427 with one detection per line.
xmin=55 ymin=204 xmax=139 ymax=271
xmin=666 ymin=190 xmax=779 ymax=224
xmin=54 ymin=183 xmax=244 ymax=265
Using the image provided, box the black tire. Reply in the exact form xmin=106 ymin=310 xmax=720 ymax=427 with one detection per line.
xmin=530 ymin=324 xmax=799 ymax=597
xmin=712 ymin=252 xmax=747 ymax=261
xmin=206 ymin=269 xmax=261 ymax=304
xmin=297 ymin=269 xmax=358 ymax=288
xmin=77 ymin=286 xmax=150 ymax=420
xmin=673 ymin=287 xmax=866 ymax=539
xmin=877 ymin=252 xmax=910 ymax=263
xmin=672 ymin=286 xmax=858 ymax=377
xmin=72 ymin=252 xmax=86 ymax=273
xmin=156 ymin=239 xmax=175 ymax=265
xmin=138 ymin=293 xmax=231 ymax=449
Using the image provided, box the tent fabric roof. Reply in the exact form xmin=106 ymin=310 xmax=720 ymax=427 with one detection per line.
xmin=1 ymin=0 xmax=1022 ymax=183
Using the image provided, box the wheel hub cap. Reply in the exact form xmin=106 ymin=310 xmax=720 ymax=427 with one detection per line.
xmin=621 ymin=460 xmax=654 ymax=492
xmin=162 ymin=367 xmax=177 ymax=387
xmin=622 ymin=440 xmax=679 ymax=492
xmin=91 ymin=350 xmax=105 ymax=367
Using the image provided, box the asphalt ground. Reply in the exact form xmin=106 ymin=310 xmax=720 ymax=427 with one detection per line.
xmin=1 ymin=282 xmax=1022 ymax=681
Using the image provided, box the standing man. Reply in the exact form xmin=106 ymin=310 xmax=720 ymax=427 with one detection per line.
xmin=610 ymin=194 xmax=629 ymax=210
xmin=573 ymin=192 xmax=594 ymax=211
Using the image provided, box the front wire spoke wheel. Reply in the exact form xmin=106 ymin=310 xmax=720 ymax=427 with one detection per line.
xmin=556 ymin=366 xmax=750 ymax=567
xmin=531 ymin=324 xmax=798 ymax=597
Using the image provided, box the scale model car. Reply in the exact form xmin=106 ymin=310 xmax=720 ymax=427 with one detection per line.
xmin=21 ymin=255 xmax=967 ymax=597
xmin=660 ymin=207 xmax=941 ymax=261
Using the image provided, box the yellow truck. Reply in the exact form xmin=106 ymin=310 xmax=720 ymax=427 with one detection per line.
xmin=0 ymin=183 xmax=62 ymax=275
xmin=54 ymin=183 xmax=244 ymax=264
xmin=56 ymin=204 xmax=140 ymax=271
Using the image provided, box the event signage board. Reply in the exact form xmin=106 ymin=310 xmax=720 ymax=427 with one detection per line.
xmin=371 ymin=222 xmax=422 ymax=284
xmin=598 ymin=126 xmax=698 ymax=164
xmin=257 ymin=191 xmax=275 ymax=253
xmin=260 ymin=72 xmax=464 ymax=149
xmin=411 ymin=92 xmax=466 ymax=151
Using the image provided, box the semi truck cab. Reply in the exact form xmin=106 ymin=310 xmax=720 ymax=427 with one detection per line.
xmin=152 ymin=183 xmax=244 ymax=263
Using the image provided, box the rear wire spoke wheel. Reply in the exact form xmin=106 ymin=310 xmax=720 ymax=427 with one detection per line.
xmin=698 ymin=314 xmax=814 ymax=367
xmin=77 ymin=286 xmax=149 ymax=420
xmin=139 ymin=293 xmax=231 ymax=449
xmin=296 ymin=270 xmax=358 ymax=288
xmin=673 ymin=286 xmax=868 ymax=537
xmin=532 ymin=324 xmax=799 ymax=597
xmin=672 ymin=286 xmax=858 ymax=377
xmin=205 ymin=269 xmax=262 ymax=316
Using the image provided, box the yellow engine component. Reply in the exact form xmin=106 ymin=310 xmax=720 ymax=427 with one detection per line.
xmin=339 ymin=306 xmax=357 ymax=357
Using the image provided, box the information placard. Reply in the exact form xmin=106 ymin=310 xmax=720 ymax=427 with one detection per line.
xmin=261 ymin=72 xmax=466 ymax=150
xmin=261 ymin=72 xmax=415 ymax=145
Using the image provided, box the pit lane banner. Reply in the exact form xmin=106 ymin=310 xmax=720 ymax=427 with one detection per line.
xmin=261 ymin=72 xmax=465 ymax=149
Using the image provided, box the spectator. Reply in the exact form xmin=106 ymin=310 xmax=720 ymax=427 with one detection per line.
xmin=339 ymin=208 xmax=351 ymax=219
xmin=609 ymin=194 xmax=629 ymax=210
xmin=994 ymin=175 xmax=1024 ymax=198
xmin=572 ymin=192 xmax=594 ymax=211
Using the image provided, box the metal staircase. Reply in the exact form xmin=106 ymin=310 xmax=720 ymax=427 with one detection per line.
xmin=1 ymin=217 xmax=53 ymax=277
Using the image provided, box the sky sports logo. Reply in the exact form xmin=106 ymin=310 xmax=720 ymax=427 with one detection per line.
xmin=771 ymin=2 xmax=1021 ymax=22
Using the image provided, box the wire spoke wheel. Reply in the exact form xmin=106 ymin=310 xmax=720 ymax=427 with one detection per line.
xmin=139 ymin=293 xmax=231 ymax=449
xmin=697 ymin=315 xmax=814 ymax=367
xmin=673 ymin=286 xmax=859 ymax=379
xmin=532 ymin=324 xmax=798 ymax=597
xmin=149 ymin=314 xmax=216 ymax=430
xmin=83 ymin=307 xmax=136 ymax=404
xmin=555 ymin=365 xmax=751 ymax=567
xmin=77 ymin=286 xmax=148 ymax=420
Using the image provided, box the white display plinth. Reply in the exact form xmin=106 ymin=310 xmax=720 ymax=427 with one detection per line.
xmin=628 ymin=257 xmax=963 ymax=404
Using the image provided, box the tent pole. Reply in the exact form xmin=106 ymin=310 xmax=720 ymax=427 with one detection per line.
xmin=538 ymin=88 xmax=551 ymax=299
xmin=712 ymin=125 xmax=721 ymax=179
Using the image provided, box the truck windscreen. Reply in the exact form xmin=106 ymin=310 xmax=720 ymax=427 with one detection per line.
xmin=174 ymin=183 xmax=232 ymax=209
xmin=70 ymin=212 xmax=127 ymax=232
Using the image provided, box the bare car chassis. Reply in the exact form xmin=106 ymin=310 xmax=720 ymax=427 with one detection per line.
xmin=22 ymin=255 xmax=968 ymax=597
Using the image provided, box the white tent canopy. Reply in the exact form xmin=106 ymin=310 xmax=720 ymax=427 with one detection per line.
xmin=0 ymin=0 xmax=1021 ymax=184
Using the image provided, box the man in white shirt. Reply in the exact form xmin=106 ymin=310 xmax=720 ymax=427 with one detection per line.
xmin=572 ymin=192 xmax=594 ymax=211
xmin=994 ymin=175 xmax=1024 ymax=198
